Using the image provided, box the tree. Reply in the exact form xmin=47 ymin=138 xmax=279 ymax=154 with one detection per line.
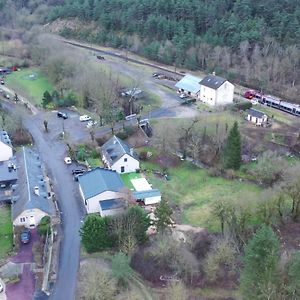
xmin=155 ymin=199 xmax=173 ymax=233
xmin=111 ymin=252 xmax=133 ymax=287
xmin=286 ymin=251 xmax=300 ymax=297
xmin=42 ymin=90 xmax=53 ymax=108
xmin=222 ymin=121 xmax=241 ymax=170
xmin=240 ymin=225 xmax=280 ymax=299
xmin=80 ymin=215 xmax=114 ymax=252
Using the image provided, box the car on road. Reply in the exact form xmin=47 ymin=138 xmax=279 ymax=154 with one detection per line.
xmin=0 ymin=80 xmax=4 ymax=85
xmin=20 ymin=228 xmax=31 ymax=244
xmin=57 ymin=111 xmax=68 ymax=119
xmin=0 ymin=281 xmax=3 ymax=293
xmin=64 ymin=157 xmax=72 ymax=164
xmin=79 ymin=115 xmax=91 ymax=122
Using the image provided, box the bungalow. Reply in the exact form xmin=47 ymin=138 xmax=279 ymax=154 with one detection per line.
xmin=246 ymin=108 xmax=268 ymax=126
xmin=175 ymin=74 xmax=202 ymax=99
xmin=78 ymin=168 xmax=127 ymax=216
xmin=101 ymin=136 xmax=140 ymax=174
xmin=199 ymin=74 xmax=234 ymax=106
xmin=0 ymin=131 xmax=13 ymax=162
xmin=12 ymin=147 xmax=55 ymax=228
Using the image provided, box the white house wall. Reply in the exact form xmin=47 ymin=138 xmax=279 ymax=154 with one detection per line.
xmin=216 ymin=82 xmax=234 ymax=105
xmin=86 ymin=191 xmax=123 ymax=214
xmin=111 ymin=154 xmax=140 ymax=174
xmin=0 ymin=142 xmax=13 ymax=162
xmin=200 ymin=86 xmax=217 ymax=105
xmin=144 ymin=196 xmax=161 ymax=205
xmin=13 ymin=208 xmax=49 ymax=228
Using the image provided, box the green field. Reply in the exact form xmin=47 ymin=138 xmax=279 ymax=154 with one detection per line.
xmin=0 ymin=205 xmax=13 ymax=259
xmin=5 ymin=68 xmax=53 ymax=106
xmin=140 ymin=153 xmax=261 ymax=231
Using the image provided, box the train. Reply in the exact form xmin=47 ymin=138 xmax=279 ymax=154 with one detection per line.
xmin=244 ymin=90 xmax=300 ymax=117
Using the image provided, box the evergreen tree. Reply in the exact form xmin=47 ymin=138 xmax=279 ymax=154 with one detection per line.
xmin=80 ymin=215 xmax=114 ymax=252
xmin=222 ymin=121 xmax=241 ymax=170
xmin=155 ymin=199 xmax=173 ymax=233
xmin=42 ymin=90 xmax=53 ymax=108
xmin=240 ymin=225 xmax=280 ymax=299
xmin=286 ymin=251 xmax=300 ymax=297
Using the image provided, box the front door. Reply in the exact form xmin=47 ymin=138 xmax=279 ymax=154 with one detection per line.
xmin=121 ymin=166 xmax=125 ymax=173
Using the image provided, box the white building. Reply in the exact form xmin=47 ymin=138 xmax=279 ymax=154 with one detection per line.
xmin=199 ymin=74 xmax=234 ymax=106
xmin=12 ymin=147 xmax=55 ymax=228
xmin=78 ymin=168 xmax=127 ymax=215
xmin=131 ymin=178 xmax=161 ymax=205
xmin=102 ymin=136 xmax=140 ymax=174
xmin=247 ymin=108 xmax=268 ymax=126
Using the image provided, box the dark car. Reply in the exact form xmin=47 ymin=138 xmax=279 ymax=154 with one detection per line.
xmin=72 ymin=168 xmax=86 ymax=175
xmin=57 ymin=111 xmax=68 ymax=119
xmin=20 ymin=228 xmax=31 ymax=244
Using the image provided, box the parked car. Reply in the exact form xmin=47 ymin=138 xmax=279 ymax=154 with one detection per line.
xmin=79 ymin=115 xmax=91 ymax=122
xmin=20 ymin=228 xmax=31 ymax=244
xmin=0 ymin=281 xmax=3 ymax=293
xmin=0 ymin=80 xmax=4 ymax=85
xmin=57 ymin=111 xmax=68 ymax=119
xmin=179 ymin=93 xmax=188 ymax=99
xmin=72 ymin=168 xmax=86 ymax=175
xmin=64 ymin=157 xmax=72 ymax=164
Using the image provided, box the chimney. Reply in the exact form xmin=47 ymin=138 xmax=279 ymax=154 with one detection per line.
xmin=34 ymin=186 xmax=40 ymax=196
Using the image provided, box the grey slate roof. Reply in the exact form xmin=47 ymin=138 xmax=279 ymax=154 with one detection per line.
xmin=101 ymin=136 xmax=139 ymax=166
xmin=78 ymin=167 xmax=125 ymax=200
xmin=0 ymin=159 xmax=18 ymax=184
xmin=133 ymin=189 xmax=161 ymax=200
xmin=200 ymin=75 xmax=227 ymax=90
xmin=12 ymin=147 xmax=55 ymax=220
xmin=175 ymin=74 xmax=202 ymax=94
xmin=99 ymin=199 xmax=125 ymax=211
xmin=247 ymin=108 xmax=267 ymax=118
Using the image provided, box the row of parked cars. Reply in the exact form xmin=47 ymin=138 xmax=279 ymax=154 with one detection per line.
xmin=57 ymin=111 xmax=97 ymax=128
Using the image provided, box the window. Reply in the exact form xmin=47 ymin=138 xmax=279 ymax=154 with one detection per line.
xmin=124 ymin=158 xmax=127 ymax=162
xmin=20 ymin=217 xmax=25 ymax=223
xmin=121 ymin=166 xmax=125 ymax=173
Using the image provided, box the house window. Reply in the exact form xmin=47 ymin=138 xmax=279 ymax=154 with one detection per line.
xmin=121 ymin=166 xmax=125 ymax=173
xmin=20 ymin=217 xmax=25 ymax=223
xmin=124 ymin=158 xmax=127 ymax=162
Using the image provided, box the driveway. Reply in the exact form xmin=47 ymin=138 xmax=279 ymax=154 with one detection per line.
xmin=5 ymin=229 xmax=38 ymax=300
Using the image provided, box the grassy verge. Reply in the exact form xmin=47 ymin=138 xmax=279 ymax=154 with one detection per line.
xmin=5 ymin=68 xmax=53 ymax=106
xmin=0 ymin=205 xmax=13 ymax=259
xmin=86 ymin=157 xmax=103 ymax=168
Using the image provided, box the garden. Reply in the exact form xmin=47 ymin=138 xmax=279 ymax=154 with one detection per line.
xmin=0 ymin=205 xmax=13 ymax=259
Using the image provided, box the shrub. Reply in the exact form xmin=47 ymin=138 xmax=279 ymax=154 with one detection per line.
xmin=38 ymin=216 xmax=51 ymax=236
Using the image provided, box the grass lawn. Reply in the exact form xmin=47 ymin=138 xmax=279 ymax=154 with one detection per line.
xmin=5 ymin=68 xmax=53 ymax=106
xmin=120 ymin=172 xmax=142 ymax=189
xmin=86 ymin=157 xmax=103 ymax=168
xmin=0 ymin=205 xmax=13 ymax=259
xmin=140 ymin=153 xmax=262 ymax=231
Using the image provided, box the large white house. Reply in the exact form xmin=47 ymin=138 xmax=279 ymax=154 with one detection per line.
xmin=78 ymin=168 xmax=127 ymax=216
xmin=199 ymin=74 xmax=234 ymax=106
xmin=0 ymin=131 xmax=13 ymax=162
xmin=12 ymin=147 xmax=55 ymax=228
xmin=101 ymin=136 xmax=139 ymax=174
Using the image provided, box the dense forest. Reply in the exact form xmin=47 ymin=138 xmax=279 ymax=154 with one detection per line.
xmin=0 ymin=0 xmax=300 ymax=98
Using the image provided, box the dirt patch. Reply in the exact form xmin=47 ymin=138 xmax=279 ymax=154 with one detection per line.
xmin=127 ymin=127 xmax=149 ymax=148
xmin=154 ymin=154 xmax=180 ymax=169
xmin=277 ymin=222 xmax=300 ymax=252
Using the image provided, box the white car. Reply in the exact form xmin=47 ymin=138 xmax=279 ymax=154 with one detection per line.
xmin=0 ymin=281 xmax=3 ymax=292
xmin=64 ymin=157 xmax=72 ymax=164
xmin=79 ymin=115 xmax=91 ymax=122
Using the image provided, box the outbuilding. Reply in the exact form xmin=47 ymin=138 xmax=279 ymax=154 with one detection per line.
xmin=175 ymin=74 xmax=202 ymax=99
xmin=246 ymin=108 xmax=268 ymax=126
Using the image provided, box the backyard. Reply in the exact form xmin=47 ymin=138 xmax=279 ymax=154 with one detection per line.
xmin=0 ymin=205 xmax=13 ymax=259
xmin=139 ymin=149 xmax=262 ymax=231
xmin=5 ymin=68 xmax=53 ymax=106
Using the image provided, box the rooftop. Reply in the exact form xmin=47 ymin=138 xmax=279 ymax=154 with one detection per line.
xmin=78 ymin=167 xmax=125 ymax=200
xmin=101 ymin=136 xmax=139 ymax=166
xmin=200 ymin=74 xmax=227 ymax=90
xmin=0 ymin=131 xmax=12 ymax=147
xmin=175 ymin=74 xmax=202 ymax=94
xmin=12 ymin=147 xmax=55 ymax=220
xmin=0 ymin=159 xmax=18 ymax=184
xmin=99 ymin=199 xmax=126 ymax=211
xmin=133 ymin=189 xmax=161 ymax=200
xmin=247 ymin=108 xmax=267 ymax=118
